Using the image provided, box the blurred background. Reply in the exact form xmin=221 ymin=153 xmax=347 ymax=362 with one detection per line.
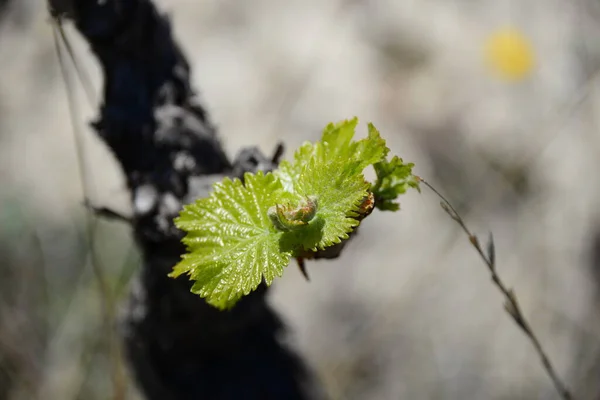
xmin=2 ymin=0 xmax=600 ymax=399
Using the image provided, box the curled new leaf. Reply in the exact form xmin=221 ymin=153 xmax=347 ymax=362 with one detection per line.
xmin=268 ymin=196 xmax=319 ymax=231
xmin=371 ymin=155 xmax=420 ymax=211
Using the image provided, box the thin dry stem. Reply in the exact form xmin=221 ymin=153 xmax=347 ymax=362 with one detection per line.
xmin=421 ymin=178 xmax=574 ymax=400
xmin=52 ymin=20 xmax=127 ymax=400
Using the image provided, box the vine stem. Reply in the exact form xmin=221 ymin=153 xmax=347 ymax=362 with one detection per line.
xmin=419 ymin=177 xmax=574 ymax=400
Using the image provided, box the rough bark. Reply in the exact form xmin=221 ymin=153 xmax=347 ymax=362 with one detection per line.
xmin=49 ymin=1 xmax=322 ymax=399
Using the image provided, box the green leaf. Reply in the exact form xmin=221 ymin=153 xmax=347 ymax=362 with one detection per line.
xmin=371 ymin=156 xmax=420 ymax=211
xmin=319 ymin=117 xmax=358 ymax=160
xmin=357 ymin=123 xmax=389 ymax=168
xmin=170 ymin=171 xmax=292 ymax=310
xmin=316 ymin=118 xmax=387 ymax=171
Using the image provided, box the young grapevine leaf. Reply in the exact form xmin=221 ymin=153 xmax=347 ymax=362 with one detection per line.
xmin=172 ymin=118 xmax=419 ymax=309
xmin=170 ymin=171 xmax=292 ymax=309
xmin=371 ymin=156 xmax=420 ymax=211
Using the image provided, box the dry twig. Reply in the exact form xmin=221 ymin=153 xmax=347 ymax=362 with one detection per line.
xmin=420 ymin=178 xmax=574 ymax=400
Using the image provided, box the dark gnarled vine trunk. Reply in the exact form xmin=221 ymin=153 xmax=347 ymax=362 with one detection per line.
xmin=49 ymin=1 xmax=322 ymax=399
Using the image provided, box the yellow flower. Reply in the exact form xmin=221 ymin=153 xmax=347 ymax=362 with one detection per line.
xmin=484 ymin=27 xmax=535 ymax=81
